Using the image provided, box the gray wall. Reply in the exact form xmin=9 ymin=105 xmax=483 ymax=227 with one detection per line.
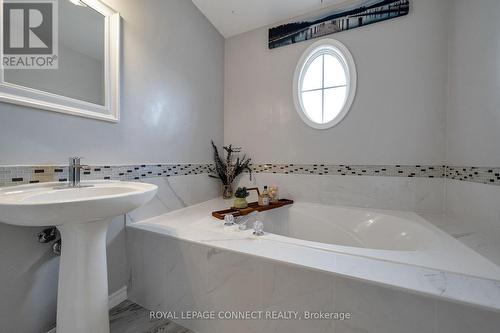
xmin=446 ymin=0 xmax=500 ymax=167
xmin=0 ymin=0 xmax=224 ymax=332
xmin=0 ymin=0 xmax=224 ymax=166
xmin=224 ymin=0 xmax=449 ymax=165
xmin=443 ymin=0 xmax=500 ymax=267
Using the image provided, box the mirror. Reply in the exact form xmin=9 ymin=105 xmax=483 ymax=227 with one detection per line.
xmin=0 ymin=0 xmax=120 ymax=122
xmin=5 ymin=1 xmax=105 ymax=105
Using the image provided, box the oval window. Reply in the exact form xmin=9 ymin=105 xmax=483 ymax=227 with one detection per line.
xmin=293 ymin=39 xmax=357 ymax=129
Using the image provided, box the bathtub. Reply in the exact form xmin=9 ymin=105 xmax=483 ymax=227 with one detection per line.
xmin=260 ymin=203 xmax=438 ymax=251
xmin=256 ymin=202 xmax=500 ymax=278
xmin=129 ymin=198 xmax=500 ymax=312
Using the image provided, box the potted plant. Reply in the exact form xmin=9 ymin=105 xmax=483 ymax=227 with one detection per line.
xmin=209 ymin=141 xmax=252 ymax=199
xmin=234 ymin=187 xmax=250 ymax=208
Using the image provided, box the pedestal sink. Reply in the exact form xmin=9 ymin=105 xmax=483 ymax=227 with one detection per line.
xmin=0 ymin=181 xmax=157 ymax=333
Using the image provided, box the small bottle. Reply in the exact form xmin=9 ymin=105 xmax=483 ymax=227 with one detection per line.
xmin=258 ymin=186 xmax=270 ymax=206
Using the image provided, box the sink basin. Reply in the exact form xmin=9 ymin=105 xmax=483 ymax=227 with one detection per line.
xmin=0 ymin=180 xmax=157 ymax=333
xmin=0 ymin=181 xmax=157 ymax=226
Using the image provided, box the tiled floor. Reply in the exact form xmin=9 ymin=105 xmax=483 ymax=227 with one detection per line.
xmin=110 ymin=300 xmax=193 ymax=333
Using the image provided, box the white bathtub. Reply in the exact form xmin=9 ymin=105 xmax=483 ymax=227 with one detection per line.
xmin=130 ymin=198 xmax=500 ymax=311
xmin=187 ymin=201 xmax=499 ymax=280
xmin=260 ymin=202 xmax=439 ymax=251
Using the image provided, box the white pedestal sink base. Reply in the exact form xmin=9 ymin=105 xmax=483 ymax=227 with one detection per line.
xmin=56 ymin=219 xmax=112 ymax=333
xmin=0 ymin=181 xmax=157 ymax=332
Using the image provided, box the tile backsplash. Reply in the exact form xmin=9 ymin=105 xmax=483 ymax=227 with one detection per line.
xmin=0 ymin=164 xmax=212 ymax=187
xmin=446 ymin=166 xmax=500 ymax=185
xmin=0 ymin=163 xmax=498 ymax=187
xmin=252 ymin=164 xmax=445 ymax=178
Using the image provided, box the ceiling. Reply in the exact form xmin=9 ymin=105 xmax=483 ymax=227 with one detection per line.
xmin=192 ymin=0 xmax=347 ymax=38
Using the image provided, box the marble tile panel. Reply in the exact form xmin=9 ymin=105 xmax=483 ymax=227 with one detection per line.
xmin=333 ymin=277 xmax=436 ymax=333
xmin=435 ymin=300 xmax=500 ymax=333
xmin=237 ymin=173 xmax=444 ymax=214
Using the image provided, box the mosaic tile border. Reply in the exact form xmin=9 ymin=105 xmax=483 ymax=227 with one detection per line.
xmin=1 ymin=164 xmax=499 ymax=188
xmin=251 ymin=164 xmax=446 ymax=178
xmin=0 ymin=164 xmax=212 ymax=187
xmin=446 ymin=166 xmax=500 ymax=185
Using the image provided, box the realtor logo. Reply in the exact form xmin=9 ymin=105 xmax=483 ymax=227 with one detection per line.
xmin=2 ymin=0 xmax=58 ymax=68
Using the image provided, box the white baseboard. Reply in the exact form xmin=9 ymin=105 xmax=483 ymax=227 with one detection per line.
xmin=108 ymin=286 xmax=128 ymax=309
xmin=46 ymin=286 xmax=127 ymax=333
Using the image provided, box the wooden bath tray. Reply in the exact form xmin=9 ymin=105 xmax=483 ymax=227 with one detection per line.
xmin=212 ymin=199 xmax=294 ymax=220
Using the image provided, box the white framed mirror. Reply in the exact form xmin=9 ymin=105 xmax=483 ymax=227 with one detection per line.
xmin=0 ymin=0 xmax=120 ymax=122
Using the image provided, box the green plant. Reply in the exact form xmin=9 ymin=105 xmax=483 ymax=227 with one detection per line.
xmin=209 ymin=141 xmax=252 ymax=185
xmin=234 ymin=187 xmax=250 ymax=198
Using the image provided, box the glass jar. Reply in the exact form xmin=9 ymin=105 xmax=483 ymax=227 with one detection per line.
xmin=268 ymin=186 xmax=279 ymax=203
xmin=222 ymin=184 xmax=233 ymax=199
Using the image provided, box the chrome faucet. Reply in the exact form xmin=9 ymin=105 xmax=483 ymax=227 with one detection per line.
xmin=68 ymin=157 xmax=90 ymax=187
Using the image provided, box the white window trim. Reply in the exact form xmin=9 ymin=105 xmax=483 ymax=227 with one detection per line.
xmin=293 ymin=39 xmax=357 ymax=130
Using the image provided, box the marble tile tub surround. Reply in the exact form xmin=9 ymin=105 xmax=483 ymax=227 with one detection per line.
xmin=126 ymin=175 xmax=221 ymax=223
xmin=237 ymin=172 xmax=444 ymax=214
xmin=127 ymin=227 xmax=500 ymax=333
xmin=441 ymin=180 xmax=500 ymax=268
xmin=127 ymin=199 xmax=500 ymax=310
